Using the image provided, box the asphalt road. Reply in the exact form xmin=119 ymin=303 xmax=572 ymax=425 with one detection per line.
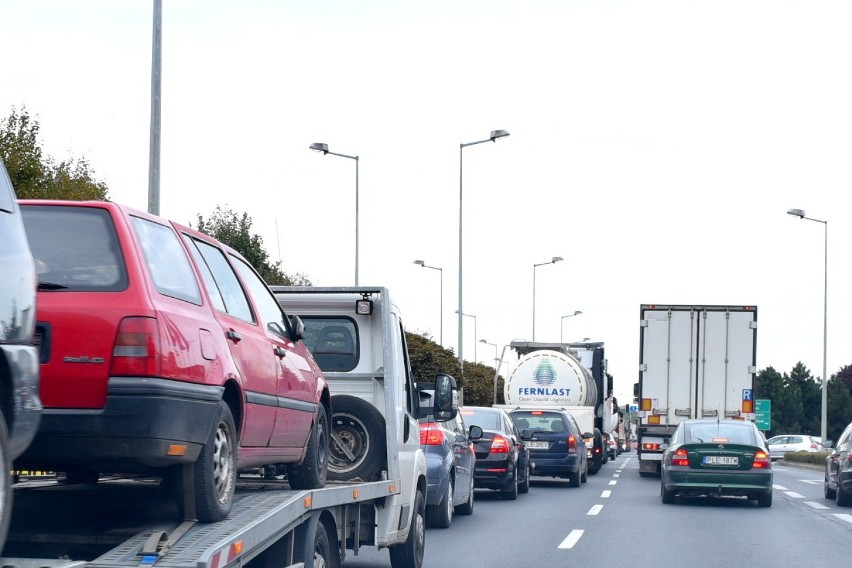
xmin=343 ymin=452 xmax=852 ymax=567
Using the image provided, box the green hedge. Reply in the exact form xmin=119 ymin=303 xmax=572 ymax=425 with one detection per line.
xmin=783 ymin=450 xmax=829 ymax=465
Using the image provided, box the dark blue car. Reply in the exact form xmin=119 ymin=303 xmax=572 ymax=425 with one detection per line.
xmin=507 ymin=409 xmax=588 ymax=487
xmin=461 ymin=406 xmax=531 ymax=500
xmin=419 ymin=412 xmax=480 ymax=528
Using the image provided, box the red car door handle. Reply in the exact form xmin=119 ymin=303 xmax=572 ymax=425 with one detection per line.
xmin=226 ymin=330 xmax=242 ymax=343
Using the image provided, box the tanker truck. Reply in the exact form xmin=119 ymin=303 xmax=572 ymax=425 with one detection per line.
xmin=496 ymin=341 xmax=619 ymax=475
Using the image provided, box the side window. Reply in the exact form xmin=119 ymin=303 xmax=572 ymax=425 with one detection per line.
xmin=132 ymin=217 xmax=201 ymax=304
xmin=189 ymin=238 xmax=253 ymax=323
xmin=231 ymin=255 xmax=288 ymax=338
xmin=299 ymin=316 xmax=359 ymax=372
xmin=183 ymin=235 xmax=225 ymax=312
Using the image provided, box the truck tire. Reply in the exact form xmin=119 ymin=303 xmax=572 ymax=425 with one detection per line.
xmin=295 ymin=515 xmax=341 ymax=568
xmin=192 ymin=401 xmax=237 ymax=523
xmin=427 ymin=477 xmax=453 ymax=529
xmin=0 ymin=411 xmax=11 ymax=550
xmin=328 ymin=395 xmax=386 ymax=482
xmin=389 ymin=488 xmax=426 ymax=568
xmin=288 ymin=406 xmax=330 ymax=490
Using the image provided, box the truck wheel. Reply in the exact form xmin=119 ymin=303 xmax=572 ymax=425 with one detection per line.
xmin=288 ymin=406 xmax=330 ymax=490
xmin=192 ymin=401 xmax=237 ymax=523
xmin=427 ymin=477 xmax=453 ymax=528
xmin=455 ymin=475 xmax=474 ymax=516
xmin=295 ymin=516 xmax=341 ymax=568
xmin=328 ymin=396 xmax=386 ymax=482
xmin=0 ymin=411 xmax=11 ymax=549
xmin=389 ymin=488 xmax=426 ymax=568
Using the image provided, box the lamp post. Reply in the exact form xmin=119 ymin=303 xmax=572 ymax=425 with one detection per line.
xmin=532 ymin=256 xmax=563 ymax=340
xmin=560 ymin=310 xmax=583 ymax=343
xmin=414 ymin=260 xmax=443 ymax=346
xmin=479 ymin=339 xmax=497 ymax=366
xmin=310 ymin=142 xmax=360 ymax=285
xmin=493 ymin=344 xmax=510 ymax=404
xmin=787 ymin=208 xmax=828 ymax=442
xmin=455 ymin=310 xmax=477 ymax=363
xmin=458 ymin=129 xmax=510 ymax=371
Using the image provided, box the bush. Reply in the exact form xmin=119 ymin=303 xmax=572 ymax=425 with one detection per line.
xmin=783 ymin=450 xmax=829 ymax=465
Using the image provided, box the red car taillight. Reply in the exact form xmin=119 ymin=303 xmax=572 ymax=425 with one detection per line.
xmin=490 ymin=435 xmax=510 ymax=454
xmin=111 ymin=317 xmax=161 ymax=376
xmin=752 ymin=450 xmax=771 ymax=469
xmin=670 ymin=448 xmax=689 ymax=467
xmin=419 ymin=422 xmax=445 ymax=446
xmin=568 ymin=434 xmax=577 ymax=453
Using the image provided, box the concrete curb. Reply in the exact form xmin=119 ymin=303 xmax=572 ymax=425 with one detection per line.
xmin=777 ymin=459 xmax=823 ymax=471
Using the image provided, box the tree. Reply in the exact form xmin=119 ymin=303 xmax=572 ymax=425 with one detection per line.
xmin=788 ymin=362 xmax=821 ymax=435
xmin=827 ymin=375 xmax=852 ymax=442
xmin=194 ymin=205 xmax=311 ymax=286
xmin=1 ymin=107 xmax=108 ymax=200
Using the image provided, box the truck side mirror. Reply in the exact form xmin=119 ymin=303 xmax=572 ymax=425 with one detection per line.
xmin=432 ymin=373 xmax=459 ymax=422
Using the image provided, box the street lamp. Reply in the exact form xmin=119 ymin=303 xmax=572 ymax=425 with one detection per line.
xmin=414 ymin=260 xmax=443 ymax=346
xmin=493 ymin=344 xmax=511 ymax=404
xmin=455 ymin=310 xmax=478 ymax=363
xmin=532 ymin=256 xmax=563 ymax=340
xmin=787 ymin=207 xmax=828 ymax=441
xmin=458 ymin=129 xmax=510 ymax=371
xmin=479 ymin=338 xmax=497 ymax=366
xmin=310 ymin=142 xmax=360 ymax=285
xmin=560 ymin=310 xmax=583 ymax=343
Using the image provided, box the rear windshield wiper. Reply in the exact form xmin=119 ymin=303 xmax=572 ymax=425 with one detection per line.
xmin=38 ymin=281 xmax=68 ymax=290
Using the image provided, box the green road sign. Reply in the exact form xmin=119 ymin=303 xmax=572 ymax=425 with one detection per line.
xmin=755 ymin=399 xmax=771 ymax=430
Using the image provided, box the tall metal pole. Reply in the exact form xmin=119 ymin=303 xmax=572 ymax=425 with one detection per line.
xmin=532 ymin=264 xmax=537 ymax=340
xmin=355 ymin=156 xmax=359 ymax=286
xmin=822 ymin=221 xmax=828 ymax=442
xmin=458 ymin=145 xmax=464 ymax=370
xmin=147 ymin=0 xmax=162 ymax=215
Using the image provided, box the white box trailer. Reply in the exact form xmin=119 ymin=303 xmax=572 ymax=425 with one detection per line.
xmin=636 ymin=304 xmax=757 ymax=476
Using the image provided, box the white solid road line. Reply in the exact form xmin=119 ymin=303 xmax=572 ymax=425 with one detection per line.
xmin=558 ymin=530 xmax=584 ymax=549
xmin=587 ymin=505 xmax=603 ymax=516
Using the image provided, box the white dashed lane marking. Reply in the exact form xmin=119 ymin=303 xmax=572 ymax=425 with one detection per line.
xmin=805 ymin=501 xmax=829 ymax=510
xmin=558 ymin=530 xmax=584 ymax=549
xmin=785 ymin=491 xmax=805 ymax=498
xmin=835 ymin=514 xmax=852 ymax=524
xmin=773 ymin=485 xmax=788 ymax=491
xmin=587 ymin=505 xmax=603 ymax=516
xmin=601 ymin=490 xmax=612 ymax=498
xmin=608 ymin=480 xmax=617 ymax=486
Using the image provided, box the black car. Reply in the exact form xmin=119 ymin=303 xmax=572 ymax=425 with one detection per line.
xmin=824 ymin=421 xmax=852 ymax=506
xmin=508 ymin=409 xmax=589 ymax=487
xmin=461 ymin=406 xmax=530 ymax=500
xmin=0 ymin=158 xmax=43 ymax=548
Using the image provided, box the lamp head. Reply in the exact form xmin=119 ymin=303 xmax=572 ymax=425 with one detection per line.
xmin=574 ymin=310 xmax=582 ymax=316
xmin=490 ymin=129 xmax=510 ymax=141
xmin=413 ymin=260 xmax=425 ymax=267
xmin=552 ymin=256 xmax=563 ymax=263
xmin=787 ymin=208 xmax=805 ymax=218
xmin=309 ymin=142 xmax=329 ymax=154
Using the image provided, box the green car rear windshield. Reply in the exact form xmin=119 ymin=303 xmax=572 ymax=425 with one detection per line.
xmin=684 ymin=422 xmax=759 ymax=445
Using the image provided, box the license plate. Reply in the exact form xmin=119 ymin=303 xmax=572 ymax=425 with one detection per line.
xmin=526 ymin=441 xmax=549 ymax=450
xmin=703 ymin=456 xmax=738 ymax=466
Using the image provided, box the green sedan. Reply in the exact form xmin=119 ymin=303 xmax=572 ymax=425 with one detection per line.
xmin=660 ymin=419 xmax=773 ymax=507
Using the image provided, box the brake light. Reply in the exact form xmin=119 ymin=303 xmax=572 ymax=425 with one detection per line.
xmin=568 ymin=434 xmax=576 ymax=453
xmin=752 ymin=450 xmax=771 ymax=469
xmin=643 ymin=442 xmax=661 ymax=451
xmin=671 ymin=448 xmax=689 ymax=467
xmin=111 ymin=317 xmax=161 ymax=376
xmin=418 ymin=423 xmax=445 ymax=446
xmin=490 ymin=435 xmax=510 ymax=454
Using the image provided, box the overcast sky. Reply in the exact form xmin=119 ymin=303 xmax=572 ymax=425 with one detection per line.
xmin=3 ymin=1 xmax=852 ymax=403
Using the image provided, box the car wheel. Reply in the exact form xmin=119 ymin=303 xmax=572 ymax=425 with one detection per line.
xmin=455 ymin=475 xmax=474 ymax=516
xmin=288 ymin=406 xmax=330 ymax=490
xmin=569 ymin=469 xmax=581 ymax=488
xmin=0 ymin=412 xmax=11 ymax=549
xmin=661 ymin=483 xmax=675 ymax=504
xmin=824 ymin=472 xmax=836 ymax=499
xmin=837 ymin=478 xmax=852 ymax=507
xmin=191 ymin=401 xmax=237 ymax=523
xmin=389 ymin=488 xmax=426 ymax=568
xmin=581 ymin=463 xmax=588 ymax=484
xmin=427 ymin=477 xmax=454 ymax=529
xmin=501 ymin=468 xmax=519 ymax=501
xmin=518 ymin=464 xmax=531 ymax=494
xmin=757 ymin=492 xmax=772 ymax=508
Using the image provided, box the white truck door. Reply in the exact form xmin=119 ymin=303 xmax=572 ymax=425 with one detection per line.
xmin=696 ymin=309 xmax=756 ymax=419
